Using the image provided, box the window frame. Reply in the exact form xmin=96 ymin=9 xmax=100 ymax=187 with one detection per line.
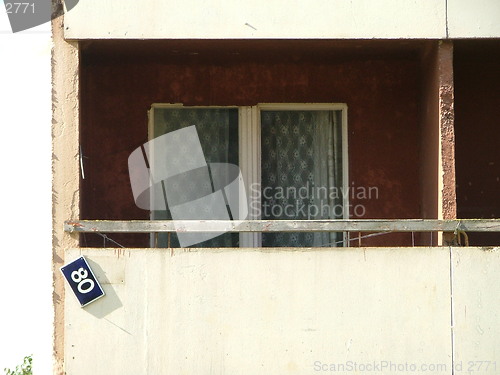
xmin=148 ymin=103 xmax=349 ymax=247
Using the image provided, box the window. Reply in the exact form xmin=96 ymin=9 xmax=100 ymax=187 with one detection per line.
xmin=149 ymin=104 xmax=348 ymax=247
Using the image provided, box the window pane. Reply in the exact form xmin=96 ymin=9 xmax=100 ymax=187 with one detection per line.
xmin=152 ymin=107 xmax=239 ymax=247
xmin=261 ymin=110 xmax=344 ymax=247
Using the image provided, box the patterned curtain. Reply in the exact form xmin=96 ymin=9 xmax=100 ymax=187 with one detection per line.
xmin=150 ymin=107 xmax=344 ymax=248
xmin=261 ymin=110 xmax=344 ymax=247
xmin=152 ymin=107 xmax=239 ymax=248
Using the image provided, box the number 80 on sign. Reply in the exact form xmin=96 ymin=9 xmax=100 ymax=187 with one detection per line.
xmin=61 ymin=256 xmax=105 ymax=307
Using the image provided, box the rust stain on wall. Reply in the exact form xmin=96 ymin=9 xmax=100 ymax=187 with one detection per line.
xmin=80 ymin=40 xmax=423 ymax=247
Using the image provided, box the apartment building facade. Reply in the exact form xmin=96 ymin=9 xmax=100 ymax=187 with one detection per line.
xmin=52 ymin=1 xmax=500 ymax=374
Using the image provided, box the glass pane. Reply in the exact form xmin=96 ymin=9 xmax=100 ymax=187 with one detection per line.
xmin=152 ymin=107 xmax=239 ymax=247
xmin=261 ymin=110 xmax=344 ymax=247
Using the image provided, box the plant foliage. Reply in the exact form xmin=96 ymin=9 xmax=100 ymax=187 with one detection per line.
xmin=3 ymin=356 xmax=32 ymax=375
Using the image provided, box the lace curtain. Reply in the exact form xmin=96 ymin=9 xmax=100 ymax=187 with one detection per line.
xmin=152 ymin=107 xmax=239 ymax=247
xmin=150 ymin=107 xmax=344 ymax=248
xmin=261 ymin=110 xmax=344 ymax=247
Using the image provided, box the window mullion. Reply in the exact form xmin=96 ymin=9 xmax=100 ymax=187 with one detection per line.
xmin=239 ymin=106 xmax=261 ymax=247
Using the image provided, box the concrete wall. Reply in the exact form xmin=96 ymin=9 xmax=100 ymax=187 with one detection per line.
xmin=416 ymin=41 xmax=456 ymax=223
xmin=65 ymin=247 xmax=452 ymax=374
xmin=418 ymin=41 xmax=457 ymax=246
xmin=52 ymin=15 xmax=80 ymax=375
xmin=452 ymin=247 xmax=500 ymax=366
xmin=64 ymin=0 xmax=500 ymax=39
xmin=63 ymin=246 xmax=500 ymax=375
xmin=64 ymin=0 xmax=447 ymax=39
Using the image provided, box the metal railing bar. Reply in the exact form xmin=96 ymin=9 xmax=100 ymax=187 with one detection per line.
xmin=64 ymin=219 xmax=500 ymax=233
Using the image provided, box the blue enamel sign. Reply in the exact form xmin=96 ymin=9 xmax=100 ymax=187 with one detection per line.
xmin=61 ymin=256 xmax=105 ymax=307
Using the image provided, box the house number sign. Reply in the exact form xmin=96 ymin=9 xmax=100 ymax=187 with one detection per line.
xmin=61 ymin=256 xmax=105 ymax=307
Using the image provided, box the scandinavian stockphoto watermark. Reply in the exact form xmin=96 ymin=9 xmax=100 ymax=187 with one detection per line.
xmin=3 ymin=0 xmax=79 ymax=33
xmin=128 ymin=125 xmax=379 ymax=246
xmin=313 ymin=359 xmax=498 ymax=373
xmin=128 ymin=125 xmax=248 ymax=247
xmin=248 ymin=182 xmax=378 ymax=219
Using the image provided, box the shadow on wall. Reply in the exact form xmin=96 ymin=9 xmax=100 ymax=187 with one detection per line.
xmin=83 ymin=259 xmax=123 ymax=319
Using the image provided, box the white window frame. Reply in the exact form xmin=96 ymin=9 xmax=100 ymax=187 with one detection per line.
xmin=149 ymin=103 xmax=349 ymax=247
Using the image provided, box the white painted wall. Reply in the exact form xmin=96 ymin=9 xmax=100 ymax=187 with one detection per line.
xmin=452 ymin=247 xmax=500 ymax=368
xmin=448 ymin=0 xmax=500 ymax=38
xmin=0 ymin=14 xmax=53 ymax=375
xmin=64 ymin=0 xmax=447 ymax=39
xmin=65 ymin=247 xmax=454 ymax=375
xmin=64 ymin=246 xmax=500 ymax=374
xmin=64 ymin=0 xmax=500 ymax=40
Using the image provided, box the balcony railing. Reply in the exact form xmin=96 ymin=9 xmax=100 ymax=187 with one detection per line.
xmin=65 ymin=219 xmax=500 ymax=234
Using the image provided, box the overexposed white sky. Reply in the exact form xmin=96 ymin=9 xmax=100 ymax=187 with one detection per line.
xmin=0 ymin=10 xmax=53 ymax=374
